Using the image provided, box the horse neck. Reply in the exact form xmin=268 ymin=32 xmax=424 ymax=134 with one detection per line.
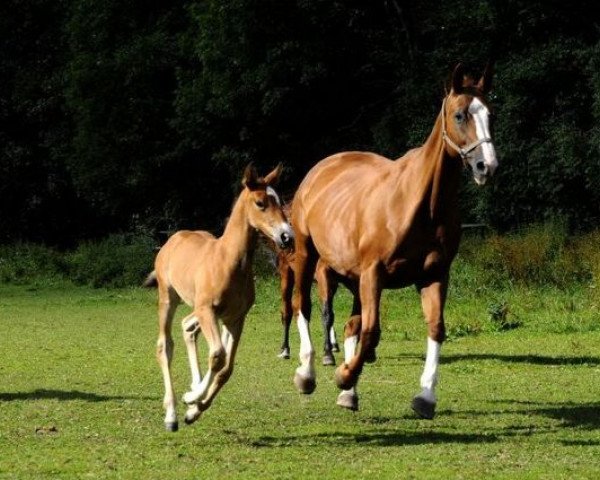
xmin=219 ymin=193 xmax=258 ymax=272
xmin=400 ymin=110 xmax=462 ymax=222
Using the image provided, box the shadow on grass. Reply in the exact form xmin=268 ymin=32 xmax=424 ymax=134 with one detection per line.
xmin=0 ymin=388 xmax=155 ymax=402
xmin=449 ymin=400 xmax=600 ymax=430
xmin=249 ymin=430 xmax=499 ymax=448
xmin=386 ymin=352 xmax=600 ymax=366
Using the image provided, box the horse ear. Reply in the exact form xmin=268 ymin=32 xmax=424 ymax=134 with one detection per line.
xmin=242 ymin=162 xmax=259 ymax=190
xmin=451 ymin=63 xmax=465 ymax=94
xmin=477 ymin=61 xmax=494 ymax=94
xmin=263 ymin=163 xmax=283 ymax=186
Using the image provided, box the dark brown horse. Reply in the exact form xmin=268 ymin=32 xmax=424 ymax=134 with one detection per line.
xmin=276 ymin=248 xmax=340 ymax=365
xmin=290 ymin=64 xmax=497 ymax=417
xmin=266 ymin=202 xmax=341 ymax=365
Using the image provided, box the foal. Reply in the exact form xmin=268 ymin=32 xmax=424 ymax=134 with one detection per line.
xmin=149 ymin=164 xmax=293 ymax=431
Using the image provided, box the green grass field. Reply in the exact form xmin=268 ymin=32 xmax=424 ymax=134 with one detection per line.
xmin=0 ymin=278 xmax=599 ymax=479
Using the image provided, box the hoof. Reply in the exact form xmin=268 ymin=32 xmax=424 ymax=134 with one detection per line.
xmin=334 ymin=364 xmax=356 ymax=390
xmin=364 ymin=348 xmax=377 ymax=364
xmin=331 ymin=343 xmax=340 ymax=353
xmin=164 ymin=421 xmax=179 ymax=432
xmin=294 ymin=372 xmax=316 ymax=394
xmin=411 ymin=396 xmax=436 ymax=420
xmin=336 ymin=391 xmax=359 ymax=411
xmin=184 ymin=406 xmax=202 ymax=425
xmin=322 ymin=352 xmax=336 ymax=367
xmin=278 ymin=348 xmax=290 ymax=360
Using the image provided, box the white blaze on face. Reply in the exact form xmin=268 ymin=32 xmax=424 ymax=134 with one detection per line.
xmin=468 ymin=97 xmax=498 ymax=183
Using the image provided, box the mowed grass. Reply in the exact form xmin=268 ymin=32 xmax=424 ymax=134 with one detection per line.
xmin=0 ymin=278 xmax=599 ymax=479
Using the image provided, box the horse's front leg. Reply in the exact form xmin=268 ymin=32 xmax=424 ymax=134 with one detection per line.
xmin=412 ymin=278 xmax=448 ymax=420
xmin=184 ymin=319 xmax=244 ymax=424
xmin=335 ymin=265 xmax=381 ymax=391
xmin=291 ymin=236 xmax=318 ymax=394
xmin=182 ymin=306 xmax=224 ymax=405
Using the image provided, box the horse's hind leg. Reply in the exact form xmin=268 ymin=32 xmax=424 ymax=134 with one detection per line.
xmin=156 ymin=286 xmax=180 ymax=431
xmin=412 ymin=278 xmax=447 ymax=420
xmin=278 ymin=256 xmax=294 ymax=359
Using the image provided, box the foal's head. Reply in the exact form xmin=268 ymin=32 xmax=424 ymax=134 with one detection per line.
xmin=241 ymin=163 xmax=294 ymax=249
xmin=442 ymin=63 xmax=498 ymax=185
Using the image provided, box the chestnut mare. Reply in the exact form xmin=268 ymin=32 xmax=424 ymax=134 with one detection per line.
xmin=148 ymin=164 xmax=293 ymax=431
xmin=290 ymin=64 xmax=497 ymax=417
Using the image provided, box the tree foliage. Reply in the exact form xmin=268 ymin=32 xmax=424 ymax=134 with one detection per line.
xmin=1 ymin=0 xmax=599 ymax=245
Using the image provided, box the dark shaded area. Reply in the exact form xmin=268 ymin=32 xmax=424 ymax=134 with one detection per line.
xmin=0 ymin=388 xmax=155 ymax=402
xmin=2 ymin=1 xmax=600 ymax=245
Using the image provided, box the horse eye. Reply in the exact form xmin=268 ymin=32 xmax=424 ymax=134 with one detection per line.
xmin=255 ymin=200 xmax=266 ymax=210
xmin=454 ymin=111 xmax=465 ymax=123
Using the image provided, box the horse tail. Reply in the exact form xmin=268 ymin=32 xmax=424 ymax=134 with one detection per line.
xmin=142 ymin=270 xmax=157 ymax=288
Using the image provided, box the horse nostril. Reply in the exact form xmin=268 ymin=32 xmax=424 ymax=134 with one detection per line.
xmin=476 ymin=161 xmax=486 ymax=172
xmin=280 ymin=232 xmax=291 ymax=246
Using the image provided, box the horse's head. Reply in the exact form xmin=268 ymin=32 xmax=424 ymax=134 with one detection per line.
xmin=442 ymin=63 xmax=498 ymax=185
xmin=241 ymin=163 xmax=294 ymax=249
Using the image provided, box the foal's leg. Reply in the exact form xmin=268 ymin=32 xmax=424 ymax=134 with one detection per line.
xmin=156 ymin=287 xmax=180 ymax=431
xmin=291 ymin=234 xmax=318 ymax=394
xmin=182 ymin=306 xmax=225 ymax=405
xmin=316 ymin=262 xmax=338 ymax=366
xmin=412 ymin=279 xmax=448 ymax=420
xmin=181 ymin=313 xmax=202 ymax=392
xmin=185 ymin=317 xmax=245 ymax=423
xmin=278 ymin=256 xmax=294 ymax=359
xmin=335 ymin=264 xmax=381 ymax=391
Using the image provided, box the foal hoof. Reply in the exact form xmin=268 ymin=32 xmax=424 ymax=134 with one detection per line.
xmin=411 ymin=396 xmax=436 ymax=420
xmin=294 ymin=372 xmax=316 ymax=394
xmin=184 ymin=405 xmax=202 ymax=425
xmin=334 ymin=364 xmax=355 ymax=391
xmin=336 ymin=390 xmax=359 ymax=411
xmin=322 ymin=352 xmax=336 ymax=367
xmin=164 ymin=421 xmax=179 ymax=432
xmin=278 ymin=347 xmax=290 ymax=360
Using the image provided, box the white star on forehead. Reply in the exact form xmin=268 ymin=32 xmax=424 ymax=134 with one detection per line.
xmin=266 ymin=186 xmax=281 ymax=206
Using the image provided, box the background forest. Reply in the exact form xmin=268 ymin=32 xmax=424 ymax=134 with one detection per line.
xmin=1 ymin=0 xmax=599 ymax=247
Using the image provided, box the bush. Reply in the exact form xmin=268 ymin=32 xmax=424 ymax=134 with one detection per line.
xmin=457 ymin=222 xmax=598 ymax=289
xmin=0 ymin=243 xmax=67 ymax=286
xmin=67 ymin=233 xmax=156 ymax=288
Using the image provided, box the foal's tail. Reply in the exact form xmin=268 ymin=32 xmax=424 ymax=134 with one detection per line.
xmin=142 ymin=270 xmax=157 ymax=288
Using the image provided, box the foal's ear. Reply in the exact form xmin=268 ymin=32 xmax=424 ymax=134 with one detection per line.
xmin=451 ymin=63 xmax=466 ymax=94
xmin=242 ymin=162 xmax=260 ymax=190
xmin=263 ymin=162 xmax=283 ymax=186
xmin=477 ymin=61 xmax=494 ymax=94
